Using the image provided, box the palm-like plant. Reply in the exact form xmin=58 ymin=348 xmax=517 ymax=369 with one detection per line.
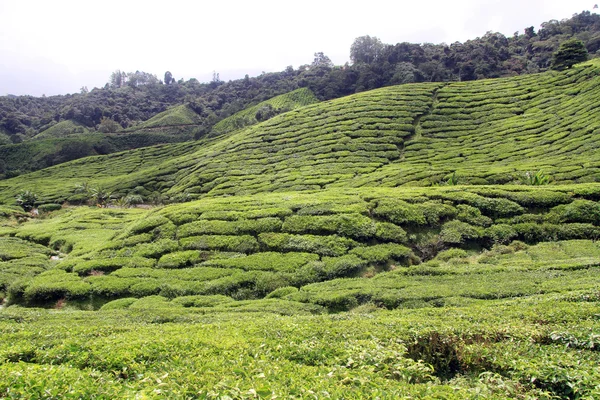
xmin=90 ymin=187 xmax=113 ymax=207
xmin=15 ymin=190 xmax=38 ymax=211
xmin=522 ymin=170 xmax=550 ymax=185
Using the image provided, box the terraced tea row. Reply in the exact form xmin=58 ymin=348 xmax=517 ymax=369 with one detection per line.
xmin=2 ymin=290 xmax=599 ymax=398
xmin=210 ymin=88 xmax=319 ymax=135
xmin=3 ymin=185 xmax=599 ymax=308
xmin=2 ymin=62 xmax=600 ymax=204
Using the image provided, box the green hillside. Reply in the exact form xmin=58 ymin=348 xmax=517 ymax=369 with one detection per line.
xmin=1 ymin=61 xmax=600 ymax=203
xmin=126 ymin=104 xmax=201 ymax=131
xmin=1 ymin=61 xmax=600 ymax=398
xmin=0 ymin=132 xmax=200 ymax=179
xmin=32 ymin=120 xmax=90 ymax=140
xmin=210 ymin=88 xmax=319 ymax=135
xmin=1 ymin=184 xmax=600 ymax=397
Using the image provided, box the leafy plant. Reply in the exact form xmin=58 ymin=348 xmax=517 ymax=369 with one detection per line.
xmin=15 ymin=191 xmax=38 ymax=212
xmin=521 ymin=170 xmax=550 ymax=185
xmin=89 ymin=187 xmax=113 ymax=207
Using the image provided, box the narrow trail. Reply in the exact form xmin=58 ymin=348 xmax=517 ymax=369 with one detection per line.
xmin=397 ymin=84 xmax=447 ymax=161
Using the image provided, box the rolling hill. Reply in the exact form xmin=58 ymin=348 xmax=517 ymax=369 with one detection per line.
xmin=1 ymin=60 xmax=600 ymax=398
xmin=1 ymin=61 xmax=599 ymax=204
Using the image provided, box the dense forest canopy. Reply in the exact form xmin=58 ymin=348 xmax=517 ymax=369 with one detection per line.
xmin=1 ymin=11 xmax=598 ymax=143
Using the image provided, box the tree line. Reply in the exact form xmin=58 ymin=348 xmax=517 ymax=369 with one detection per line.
xmin=0 ymin=11 xmax=598 ymax=143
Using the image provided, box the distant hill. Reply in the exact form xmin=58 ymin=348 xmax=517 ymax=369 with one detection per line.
xmin=129 ymin=104 xmax=201 ymax=129
xmin=32 ymin=120 xmax=90 ymax=140
xmin=1 ymin=61 xmax=598 ymax=204
xmin=210 ymin=88 xmax=319 ymax=136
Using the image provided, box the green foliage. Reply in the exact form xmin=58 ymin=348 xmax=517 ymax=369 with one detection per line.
xmin=521 ymin=170 xmax=550 ymax=185
xmin=15 ymin=190 xmax=38 ymax=212
xmin=551 ymin=39 xmax=589 ymax=71
xmin=32 ymin=120 xmax=89 ymax=140
xmin=211 ymin=88 xmax=319 ymax=135
xmin=440 ymin=220 xmax=482 ymax=244
xmin=37 ymin=203 xmax=62 ymax=213
xmin=265 ymin=286 xmax=298 ymax=299
xmin=157 ymin=250 xmax=201 ymax=269
xmin=181 ymin=235 xmax=258 ymax=253
xmin=349 ymin=243 xmax=414 ymax=265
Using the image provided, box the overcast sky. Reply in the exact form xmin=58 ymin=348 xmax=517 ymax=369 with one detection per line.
xmin=0 ymin=0 xmax=596 ymax=96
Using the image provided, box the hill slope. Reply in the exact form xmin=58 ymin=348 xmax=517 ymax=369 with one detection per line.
xmin=1 ymin=61 xmax=600 ymax=203
xmin=2 ymin=62 xmax=600 ymax=398
xmin=210 ymin=88 xmax=319 ymax=135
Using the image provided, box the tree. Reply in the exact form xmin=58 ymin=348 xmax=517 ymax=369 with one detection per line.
xmin=350 ymin=35 xmax=384 ymax=64
xmin=127 ymin=71 xmax=159 ymax=88
xmin=164 ymin=71 xmax=174 ymax=85
xmin=551 ymin=39 xmax=589 ymax=71
xmin=109 ymin=70 xmax=125 ymax=88
xmin=312 ymin=52 xmax=333 ymax=68
xmin=97 ymin=117 xmax=121 ymax=133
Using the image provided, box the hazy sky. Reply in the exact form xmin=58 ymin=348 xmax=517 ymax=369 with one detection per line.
xmin=0 ymin=0 xmax=596 ymax=96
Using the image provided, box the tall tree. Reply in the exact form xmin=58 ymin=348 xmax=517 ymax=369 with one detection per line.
xmin=312 ymin=52 xmax=334 ymax=68
xmin=164 ymin=71 xmax=173 ymax=85
xmin=551 ymin=39 xmax=589 ymax=70
xmin=350 ymin=35 xmax=384 ymax=64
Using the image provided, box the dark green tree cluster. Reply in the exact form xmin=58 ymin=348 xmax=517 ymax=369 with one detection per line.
xmin=551 ymin=39 xmax=589 ymax=70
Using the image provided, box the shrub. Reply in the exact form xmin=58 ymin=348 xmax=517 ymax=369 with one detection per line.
xmin=15 ymin=191 xmax=38 ymax=212
xmin=484 ymin=224 xmax=518 ymax=245
xmin=157 ymin=251 xmax=202 ymax=269
xmin=22 ymin=270 xmax=91 ymax=304
xmin=521 ymin=170 xmax=550 ymax=185
xmin=282 ymin=213 xmax=376 ymax=239
xmin=38 ymin=204 xmax=62 ymax=213
xmin=455 ymin=204 xmax=492 ymax=227
xmin=127 ymin=216 xmax=171 ymax=235
xmin=374 ymin=222 xmax=407 ymax=243
xmin=129 ymin=295 xmax=177 ymax=309
xmin=180 ymin=235 xmax=259 ymax=253
xmin=129 ymin=281 xmax=162 ymax=297
xmin=100 ymin=297 xmax=137 ymax=310
xmin=205 ymin=252 xmax=319 ymax=272
xmin=87 ymin=276 xmax=138 ymax=298
xmin=322 ymin=255 xmax=366 ymax=278
xmin=548 ymin=200 xmax=600 ymax=224
xmin=72 ymin=257 xmax=155 ymax=275
xmin=266 ymin=286 xmax=299 ymax=299
xmin=258 ymin=233 xmax=357 ymax=256
xmin=171 ymin=295 xmax=234 ymax=307
xmin=350 ymin=244 xmax=414 ymax=265
xmin=130 ymin=239 xmax=179 ymax=259
xmin=440 ymin=221 xmax=482 ymax=244
xmin=435 ymin=248 xmax=468 ymax=262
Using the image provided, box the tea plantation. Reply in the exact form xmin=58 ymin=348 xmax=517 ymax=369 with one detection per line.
xmin=0 ymin=62 xmax=600 ymax=398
